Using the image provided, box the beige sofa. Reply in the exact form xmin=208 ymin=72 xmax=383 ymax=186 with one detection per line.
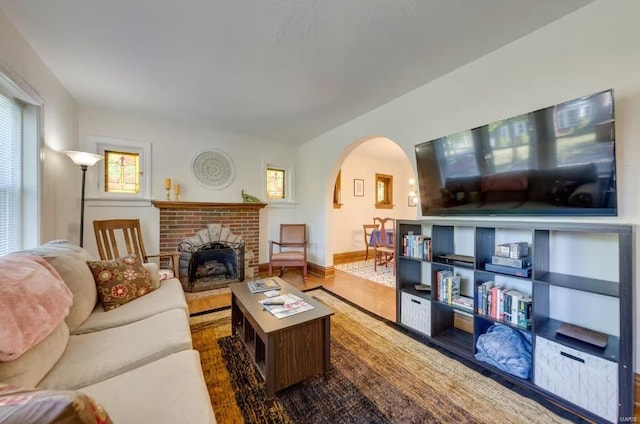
xmin=0 ymin=240 xmax=215 ymax=423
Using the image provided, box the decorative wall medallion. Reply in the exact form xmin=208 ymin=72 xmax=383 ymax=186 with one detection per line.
xmin=191 ymin=149 xmax=236 ymax=190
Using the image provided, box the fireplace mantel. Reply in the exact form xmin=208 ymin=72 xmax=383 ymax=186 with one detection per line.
xmin=151 ymin=201 xmax=267 ymax=210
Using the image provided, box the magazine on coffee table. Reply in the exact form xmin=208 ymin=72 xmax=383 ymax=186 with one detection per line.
xmin=247 ymin=278 xmax=281 ymax=294
xmin=259 ymin=293 xmax=314 ymax=319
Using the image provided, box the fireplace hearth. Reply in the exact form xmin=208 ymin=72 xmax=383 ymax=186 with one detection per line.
xmin=177 ymin=224 xmax=246 ymax=292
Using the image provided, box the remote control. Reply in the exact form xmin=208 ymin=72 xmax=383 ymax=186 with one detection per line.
xmin=262 ymin=300 xmax=285 ymax=306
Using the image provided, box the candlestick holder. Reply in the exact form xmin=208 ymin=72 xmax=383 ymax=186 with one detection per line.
xmin=174 ymin=194 xmax=180 ymax=202
xmin=165 ymin=188 xmax=171 ymax=200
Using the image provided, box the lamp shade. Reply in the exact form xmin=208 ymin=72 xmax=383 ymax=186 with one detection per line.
xmin=64 ymin=151 xmax=103 ymax=167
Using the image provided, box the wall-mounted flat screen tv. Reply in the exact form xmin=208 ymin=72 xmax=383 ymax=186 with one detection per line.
xmin=415 ymin=89 xmax=617 ymax=217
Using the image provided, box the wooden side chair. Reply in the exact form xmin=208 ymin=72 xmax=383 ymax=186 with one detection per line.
xmin=372 ymin=217 xmax=396 ymax=274
xmin=93 ymin=219 xmax=180 ymax=278
xmin=268 ymin=224 xmax=308 ymax=280
xmin=363 ymin=223 xmax=379 ymax=261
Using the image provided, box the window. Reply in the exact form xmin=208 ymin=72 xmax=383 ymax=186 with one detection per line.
xmin=104 ymin=150 xmax=140 ymax=193
xmin=263 ymin=162 xmax=295 ymax=204
xmin=87 ymin=135 xmax=151 ymax=199
xmin=0 ymin=68 xmax=42 ymax=255
xmin=266 ymin=167 xmax=285 ymax=200
xmin=375 ymin=173 xmax=393 ymax=209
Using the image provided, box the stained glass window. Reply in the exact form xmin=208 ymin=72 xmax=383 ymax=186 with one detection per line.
xmin=266 ymin=167 xmax=285 ymax=199
xmin=104 ymin=150 xmax=140 ymax=193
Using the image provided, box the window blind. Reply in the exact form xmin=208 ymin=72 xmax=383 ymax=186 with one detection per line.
xmin=0 ymin=92 xmax=23 ymax=255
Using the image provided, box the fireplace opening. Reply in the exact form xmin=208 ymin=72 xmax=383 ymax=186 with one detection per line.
xmin=190 ymin=242 xmax=242 ymax=282
xmin=178 ymin=239 xmax=245 ymax=292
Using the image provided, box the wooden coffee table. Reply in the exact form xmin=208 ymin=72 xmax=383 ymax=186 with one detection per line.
xmin=229 ymin=278 xmax=334 ymax=400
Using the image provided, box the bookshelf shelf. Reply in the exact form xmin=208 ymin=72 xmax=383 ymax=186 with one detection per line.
xmin=395 ymin=218 xmax=632 ymax=423
xmin=534 ymin=271 xmax=618 ymax=297
xmin=535 ymin=317 xmax=619 ymax=362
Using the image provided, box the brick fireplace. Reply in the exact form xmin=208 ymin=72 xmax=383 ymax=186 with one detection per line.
xmin=152 ymin=201 xmax=266 ymax=291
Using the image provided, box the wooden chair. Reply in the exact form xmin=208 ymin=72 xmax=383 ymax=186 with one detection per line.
xmin=93 ymin=219 xmax=180 ymax=277
xmin=372 ymin=217 xmax=396 ymax=274
xmin=269 ymin=224 xmax=307 ymax=280
xmin=363 ymin=223 xmax=379 ymax=261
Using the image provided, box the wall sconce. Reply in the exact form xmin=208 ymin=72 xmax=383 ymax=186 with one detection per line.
xmin=408 ymin=178 xmax=418 ymax=207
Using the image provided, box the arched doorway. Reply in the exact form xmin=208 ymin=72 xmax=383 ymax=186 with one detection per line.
xmin=329 ymin=136 xmax=417 ymax=273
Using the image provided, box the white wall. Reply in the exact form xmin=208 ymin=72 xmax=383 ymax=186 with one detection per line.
xmin=332 ymin=151 xmax=416 ymax=254
xmin=299 ymin=0 xmax=640 ymax=367
xmin=0 ymin=9 xmax=79 ymax=244
xmin=79 ymin=106 xmax=300 ymax=262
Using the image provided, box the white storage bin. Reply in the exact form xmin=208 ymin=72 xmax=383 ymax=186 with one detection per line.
xmin=401 ymin=292 xmax=431 ymax=336
xmin=534 ymin=336 xmax=618 ymax=422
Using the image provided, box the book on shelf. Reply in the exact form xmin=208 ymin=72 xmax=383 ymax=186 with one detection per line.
xmin=451 ymin=295 xmax=474 ymax=312
xmin=434 ymin=269 xmax=452 ymax=302
xmin=247 ymin=278 xmax=281 ymax=293
xmin=479 ymin=284 xmax=532 ymax=329
xmin=402 ymin=235 xmax=432 ymax=260
xmin=517 ymin=296 xmax=532 ymax=329
xmin=258 ymin=293 xmax=314 ymax=319
xmin=477 ymin=280 xmax=494 ymax=315
xmin=438 ymin=275 xmax=460 ymax=305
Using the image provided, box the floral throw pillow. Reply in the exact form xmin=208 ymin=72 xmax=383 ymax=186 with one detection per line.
xmin=87 ymin=255 xmax=154 ymax=311
xmin=0 ymin=383 xmax=112 ymax=423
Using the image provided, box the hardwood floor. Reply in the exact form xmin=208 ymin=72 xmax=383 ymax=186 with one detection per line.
xmin=186 ymin=268 xmax=396 ymax=322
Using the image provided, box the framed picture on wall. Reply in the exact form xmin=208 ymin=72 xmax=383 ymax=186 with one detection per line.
xmin=354 ymin=179 xmax=364 ymax=197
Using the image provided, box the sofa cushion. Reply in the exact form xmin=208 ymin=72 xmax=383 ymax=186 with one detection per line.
xmin=37 ymin=308 xmax=192 ymax=390
xmin=80 ymin=350 xmax=215 ymax=424
xmin=0 ymin=383 xmax=112 ymax=424
xmin=21 ymin=240 xmax=98 ymax=332
xmin=87 ymin=255 xmax=154 ymax=311
xmin=0 ymin=254 xmax=72 ymax=361
xmin=0 ymin=322 xmax=69 ymax=388
xmin=72 ymin=278 xmax=188 ymax=335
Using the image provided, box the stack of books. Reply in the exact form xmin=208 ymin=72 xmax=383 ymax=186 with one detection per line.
xmin=477 ymin=281 xmax=532 ymax=329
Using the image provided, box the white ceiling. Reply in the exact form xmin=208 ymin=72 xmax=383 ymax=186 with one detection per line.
xmin=0 ymin=0 xmax=593 ymax=145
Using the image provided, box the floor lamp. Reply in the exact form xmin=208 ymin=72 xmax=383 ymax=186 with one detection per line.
xmin=64 ymin=151 xmax=103 ymax=247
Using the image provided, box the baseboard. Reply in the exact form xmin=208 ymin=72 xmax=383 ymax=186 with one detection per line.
xmin=333 ymin=250 xmax=367 ymax=264
xmin=258 ymin=262 xmax=334 ymax=278
xmin=308 ymin=262 xmax=334 ymax=278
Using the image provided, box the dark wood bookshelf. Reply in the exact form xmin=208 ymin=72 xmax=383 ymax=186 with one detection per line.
xmin=395 ymin=218 xmax=633 ymax=423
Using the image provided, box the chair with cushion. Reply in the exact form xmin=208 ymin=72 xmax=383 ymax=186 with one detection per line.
xmin=363 ymin=223 xmax=379 ymax=261
xmin=93 ymin=219 xmax=180 ymax=279
xmin=268 ymin=224 xmax=308 ymax=280
xmin=372 ymin=217 xmax=396 ymax=274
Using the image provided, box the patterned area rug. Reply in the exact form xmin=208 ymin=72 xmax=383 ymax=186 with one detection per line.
xmin=190 ymin=289 xmax=579 ymax=424
xmin=334 ymin=260 xmax=395 ymax=288
xmin=184 ymin=286 xmax=231 ymax=302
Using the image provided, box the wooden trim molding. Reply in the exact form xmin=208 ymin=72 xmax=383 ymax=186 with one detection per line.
xmin=333 ymin=250 xmax=366 ymax=265
xmin=151 ymin=201 xmax=267 ymax=209
xmin=259 ymin=262 xmax=334 ymax=278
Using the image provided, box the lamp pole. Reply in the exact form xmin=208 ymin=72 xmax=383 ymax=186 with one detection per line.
xmin=79 ymin=164 xmax=88 ymax=247
xmin=64 ymin=151 xmax=103 ymax=248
